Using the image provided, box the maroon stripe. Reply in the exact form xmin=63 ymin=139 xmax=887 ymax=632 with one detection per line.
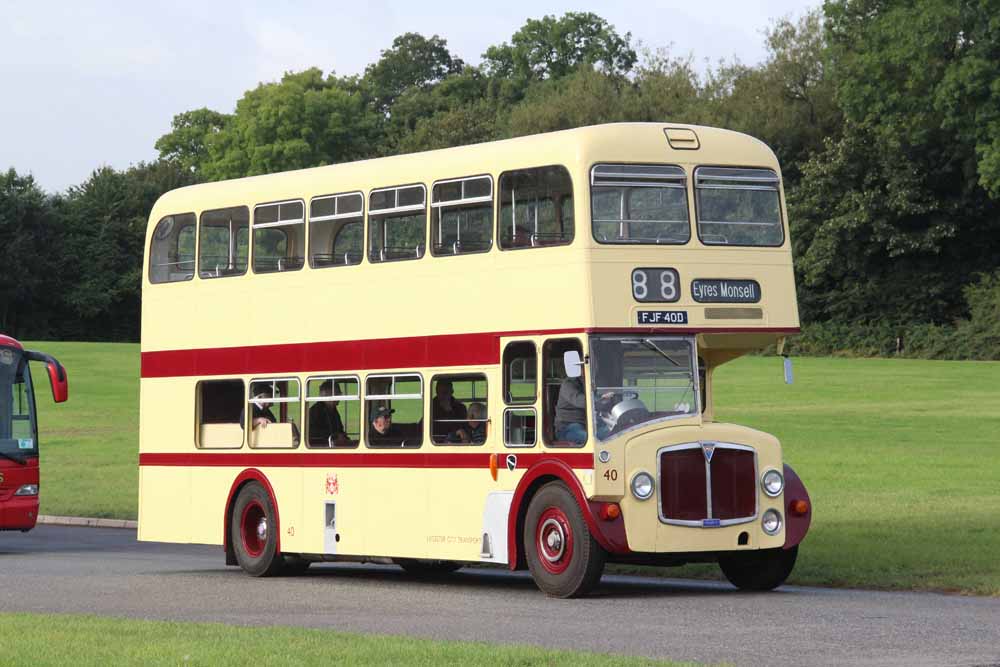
xmin=139 ymin=451 xmax=594 ymax=470
xmin=140 ymin=327 xmax=798 ymax=379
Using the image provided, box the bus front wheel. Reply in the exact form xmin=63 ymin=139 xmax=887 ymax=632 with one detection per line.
xmin=718 ymin=545 xmax=798 ymax=591
xmin=231 ymin=481 xmax=285 ymax=577
xmin=523 ymin=481 xmax=606 ymax=598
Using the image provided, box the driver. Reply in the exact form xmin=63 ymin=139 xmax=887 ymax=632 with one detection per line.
xmin=555 ymin=376 xmax=616 ymax=444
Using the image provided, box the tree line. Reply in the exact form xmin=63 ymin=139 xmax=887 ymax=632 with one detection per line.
xmin=4 ymin=2 xmax=999 ymax=357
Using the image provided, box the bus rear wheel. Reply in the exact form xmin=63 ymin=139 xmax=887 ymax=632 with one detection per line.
xmin=719 ymin=545 xmax=798 ymax=591
xmin=231 ymin=481 xmax=285 ymax=577
xmin=523 ymin=481 xmax=606 ymax=598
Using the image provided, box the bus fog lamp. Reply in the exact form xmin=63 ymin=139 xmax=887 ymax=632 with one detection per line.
xmin=761 ymin=469 xmax=784 ymax=497
xmin=761 ymin=509 xmax=782 ymax=535
xmin=630 ymin=472 xmax=655 ymax=500
xmin=15 ymin=484 xmax=39 ymax=496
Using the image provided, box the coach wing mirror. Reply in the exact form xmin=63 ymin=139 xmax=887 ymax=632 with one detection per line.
xmin=25 ymin=350 xmax=69 ymax=403
xmin=563 ymin=351 xmax=584 ymax=378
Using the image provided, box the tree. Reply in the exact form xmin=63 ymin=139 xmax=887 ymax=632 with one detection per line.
xmin=198 ymin=68 xmax=377 ymax=180
xmin=0 ymin=170 xmax=60 ymax=336
xmin=482 ymin=12 xmax=637 ymax=92
xmin=154 ymin=108 xmax=228 ymax=179
xmin=362 ymin=33 xmax=464 ymax=115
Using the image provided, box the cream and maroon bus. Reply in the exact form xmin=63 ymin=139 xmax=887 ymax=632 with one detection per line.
xmin=138 ymin=122 xmax=812 ymax=597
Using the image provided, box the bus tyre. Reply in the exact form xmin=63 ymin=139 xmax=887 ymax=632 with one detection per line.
xmin=231 ymin=482 xmax=285 ymax=577
xmin=394 ymin=559 xmax=462 ymax=577
xmin=523 ymin=482 xmax=606 ymax=598
xmin=719 ymin=545 xmax=798 ymax=591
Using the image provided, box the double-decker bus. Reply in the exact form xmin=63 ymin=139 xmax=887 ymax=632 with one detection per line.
xmin=138 ymin=122 xmax=812 ymax=597
xmin=1 ymin=335 xmax=69 ymax=531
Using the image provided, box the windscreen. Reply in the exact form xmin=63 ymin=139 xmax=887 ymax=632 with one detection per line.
xmin=0 ymin=348 xmax=37 ymax=460
xmin=590 ymin=336 xmax=697 ymax=441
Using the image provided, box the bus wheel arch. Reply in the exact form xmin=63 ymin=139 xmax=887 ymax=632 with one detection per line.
xmin=507 ymin=459 xmax=621 ymax=572
xmin=224 ymin=469 xmax=282 ymax=569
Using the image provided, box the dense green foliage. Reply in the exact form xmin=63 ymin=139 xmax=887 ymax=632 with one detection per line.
xmin=4 ymin=5 xmax=999 ymax=355
xmin=32 ymin=343 xmax=1000 ymax=594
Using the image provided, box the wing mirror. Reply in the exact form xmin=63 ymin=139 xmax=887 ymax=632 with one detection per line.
xmin=563 ymin=350 xmax=584 ymax=378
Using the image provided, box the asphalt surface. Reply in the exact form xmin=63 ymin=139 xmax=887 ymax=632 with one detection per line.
xmin=1 ymin=526 xmax=998 ymax=666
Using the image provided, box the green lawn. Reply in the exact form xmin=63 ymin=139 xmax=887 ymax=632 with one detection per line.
xmin=0 ymin=614 xmax=698 ymax=666
xmin=26 ymin=343 xmax=1000 ymax=594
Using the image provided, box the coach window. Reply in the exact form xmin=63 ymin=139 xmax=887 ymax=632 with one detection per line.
xmin=499 ymin=166 xmax=574 ymax=249
xmin=504 ymin=408 xmax=536 ymax=447
xmin=591 ymin=164 xmax=690 ymax=244
xmin=694 ymin=167 xmax=783 ymax=247
xmin=199 ymin=206 xmax=249 ymax=278
xmin=247 ymin=378 xmax=301 ymax=449
xmin=196 ymin=380 xmax=244 ymax=449
xmin=431 ymin=176 xmax=493 ymax=256
xmin=365 ymin=374 xmax=422 ymax=448
xmin=253 ymin=200 xmax=305 ymax=273
xmin=149 ymin=213 xmax=196 ymax=284
xmin=369 ymin=185 xmax=426 ymax=263
xmin=305 ymin=376 xmax=360 ymax=448
xmin=431 ymin=373 xmax=488 ymax=444
xmin=543 ymin=338 xmax=585 ymax=447
xmin=310 ymin=192 xmax=364 ymax=268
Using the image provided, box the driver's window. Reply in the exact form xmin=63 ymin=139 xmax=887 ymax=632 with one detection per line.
xmin=11 ymin=373 xmax=33 ymax=440
xmin=543 ymin=338 xmax=585 ymax=447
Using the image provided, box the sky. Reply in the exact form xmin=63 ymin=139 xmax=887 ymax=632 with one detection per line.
xmin=1 ymin=0 xmax=817 ymax=193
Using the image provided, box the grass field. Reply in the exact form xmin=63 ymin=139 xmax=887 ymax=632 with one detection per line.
xmin=0 ymin=614 xmax=698 ymax=666
xmin=26 ymin=342 xmax=1000 ymax=594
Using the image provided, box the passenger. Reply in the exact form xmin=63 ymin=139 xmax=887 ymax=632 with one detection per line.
xmin=449 ymin=402 xmax=487 ymax=444
xmin=432 ymin=380 xmax=467 ymax=442
xmin=309 ymin=380 xmax=347 ymax=446
xmin=368 ymin=406 xmax=400 ymax=445
xmin=250 ymin=392 xmax=277 ymax=430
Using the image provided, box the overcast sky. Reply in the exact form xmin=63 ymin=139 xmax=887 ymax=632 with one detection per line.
xmin=1 ymin=1 xmax=817 ymax=193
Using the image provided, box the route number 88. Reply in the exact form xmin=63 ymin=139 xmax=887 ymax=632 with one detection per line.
xmin=631 ymin=268 xmax=680 ymax=303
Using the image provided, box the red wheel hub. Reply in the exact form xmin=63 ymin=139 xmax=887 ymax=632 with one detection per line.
xmin=536 ymin=507 xmax=574 ymax=575
xmin=241 ymin=500 xmax=267 ymax=558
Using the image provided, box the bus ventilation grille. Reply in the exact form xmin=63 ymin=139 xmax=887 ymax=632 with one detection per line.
xmin=659 ymin=445 xmax=756 ymax=525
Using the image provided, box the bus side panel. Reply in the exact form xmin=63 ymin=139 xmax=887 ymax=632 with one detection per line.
xmin=299 ymin=468 xmax=366 ymax=556
xmin=427 ymin=467 xmax=494 ymax=561
xmin=363 ymin=467 xmax=428 ymax=558
xmin=137 ymin=465 xmax=192 ymax=543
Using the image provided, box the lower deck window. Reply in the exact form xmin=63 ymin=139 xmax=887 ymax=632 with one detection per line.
xmin=196 ymin=380 xmax=244 ymax=448
xmin=247 ymin=378 xmax=301 ymax=448
xmin=365 ymin=374 xmax=422 ymax=448
xmin=306 ymin=377 xmax=360 ymax=448
xmin=430 ymin=374 xmax=487 ymax=445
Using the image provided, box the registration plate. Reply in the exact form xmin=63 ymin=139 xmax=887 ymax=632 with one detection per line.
xmin=637 ymin=310 xmax=688 ymax=325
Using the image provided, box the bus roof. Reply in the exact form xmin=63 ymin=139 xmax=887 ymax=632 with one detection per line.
xmin=148 ymin=123 xmax=778 ymax=221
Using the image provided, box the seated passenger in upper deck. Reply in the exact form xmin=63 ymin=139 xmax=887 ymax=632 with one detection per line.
xmin=309 ymin=380 xmax=348 ymax=447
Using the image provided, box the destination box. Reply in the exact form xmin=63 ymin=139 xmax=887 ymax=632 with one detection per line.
xmin=691 ymin=279 xmax=761 ymax=303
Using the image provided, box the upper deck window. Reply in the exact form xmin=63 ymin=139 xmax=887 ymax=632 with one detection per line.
xmin=310 ymin=192 xmax=363 ymax=268
xmin=590 ymin=164 xmax=690 ymax=245
xmin=431 ymin=176 xmax=493 ymax=256
xmin=694 ymin=167 xmax=783 ymax=247
xmin=253 ymin=200 xmax=305 ymax=273
xmin=369 ymin=185 xmax=426 ymax=263
xmin=499 ymin=166 xmax=574 ymax=249
xmin=199 ymin=206 xmax=249 ymax=279
xmin=149 ymin=213 xmax=196 ymax=284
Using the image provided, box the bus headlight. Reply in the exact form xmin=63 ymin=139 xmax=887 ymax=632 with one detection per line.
xmin=630 ymin=472 xmax=655 ymax=501
xmin=761 ymin=469 xmax=784 ymax=497
xmin=761 ymin=509 xmax=782 ymax=535
xmin=15 ymin=484 xmax=39 ymax=496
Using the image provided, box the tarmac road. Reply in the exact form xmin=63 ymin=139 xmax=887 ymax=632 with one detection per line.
xmin=1 ymin=525 xmax=998 ymax=666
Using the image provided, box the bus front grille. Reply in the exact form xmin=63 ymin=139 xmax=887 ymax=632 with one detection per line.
xmin=658 ymin=444 xmax=757 ymax=526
